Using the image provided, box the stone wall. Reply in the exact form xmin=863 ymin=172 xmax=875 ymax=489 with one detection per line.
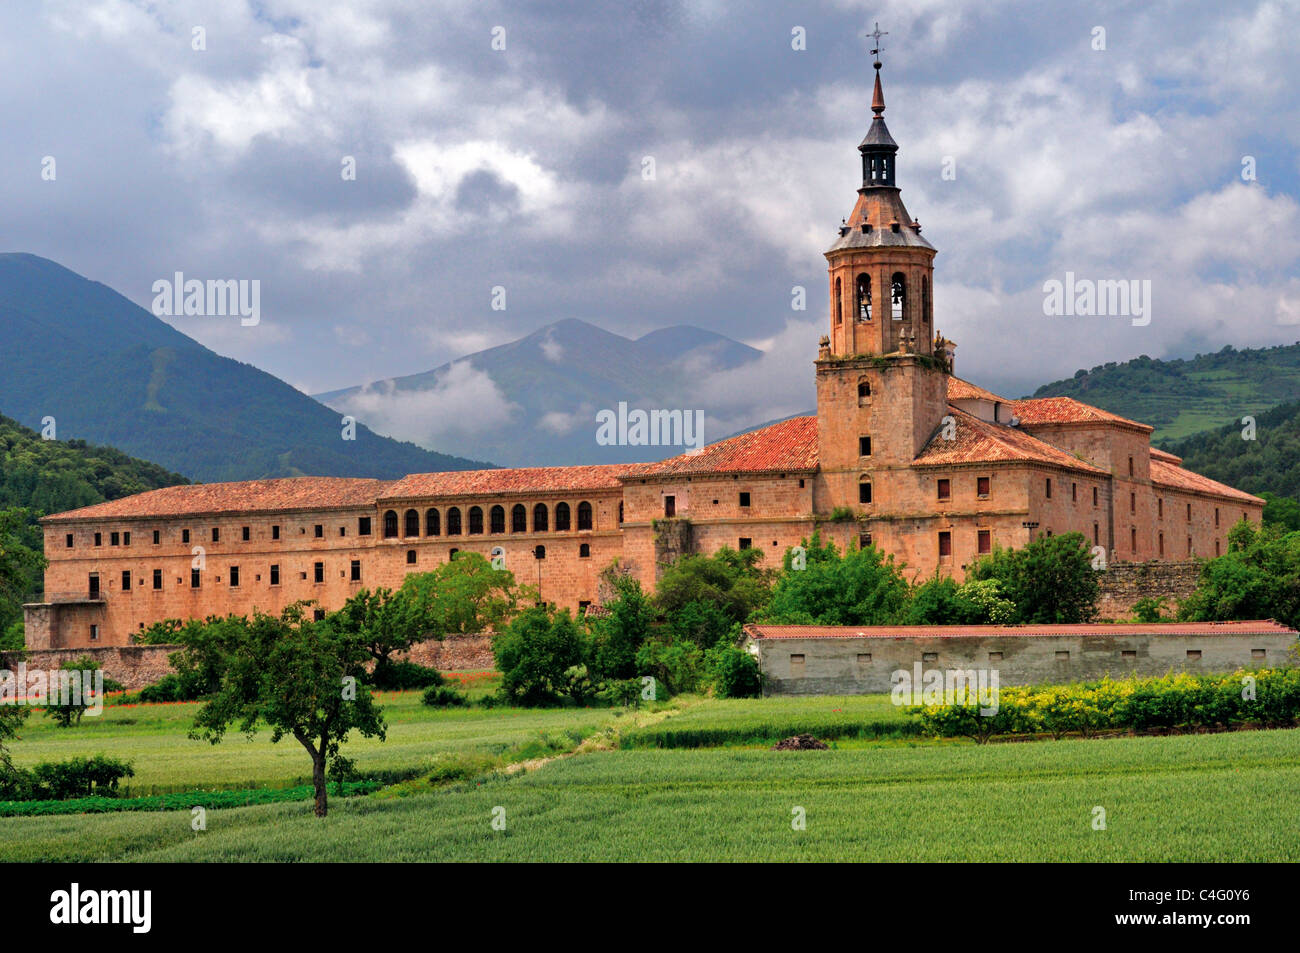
xmin=1 ymin=633 xmax=497 ymax=690
xmin=1095 ymin=561 xmax=1202 ymax=620
xmin=749 ymin=628 xmax=1295 ymax=696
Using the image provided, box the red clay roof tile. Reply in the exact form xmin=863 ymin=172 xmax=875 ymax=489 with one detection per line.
xmin=45 ymin=477 xmax=389 ymax=522
xmin=914 ymin=405 xmax=1106 ymax=473
xmin=381 ymin=465 xmax=630 ymax=500
xmin=633 ymin=416 xmax=819 ymax=477
xmin=1010 ymin=396 xmax=1152 ymax=432
xmin=1150 ymin=457 xmax=1264 ymax=505
xmin=744 ymin=620 xmax=1296 ymax=639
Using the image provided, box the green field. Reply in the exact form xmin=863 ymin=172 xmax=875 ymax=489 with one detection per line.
xmin=3 ymin=689 xmax=1298 ymax=862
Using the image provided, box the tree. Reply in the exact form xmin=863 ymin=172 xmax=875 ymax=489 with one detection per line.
xmin=44 ymin=655 xmax=107 ymax=728
xmin=757 ymin=532 xmax=910 ymax=625
xmin=653 ymin=547 xmax=771 ymax=645
xmin=180 ymin=604 xmax=386 ymax=817
xmin=0 ymin=705 xmax=28 ymax=797
xmin=966 ymin=532 xmax=1098 ymax=624
xmin=591 ymin=572 xmax=655 ymax=680
xmin=493 ymin=606 xmax=590 ymax=705
xmin=0 ymin=507 xmax=44 ymax=635
xmin=1178 ymin=521 xmax=1300 ymax=630
xmin=903 ymin=575 xmax=1017 ymax=625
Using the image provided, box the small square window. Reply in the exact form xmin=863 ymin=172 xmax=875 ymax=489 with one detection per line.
xmin=739 ymin=492 xmax=751 ymax=507
xmin=739 ymin=537 xmax=753 ymax=550
xmin=1121 ymin=650 xmax=1136 ymax=660
xmin=922 ymin=652 xmax=938 ymax=662
xmin=1251 ymin=649 xmax=1266 ymax=659
xmin=988 ymin=652 xmax=1003 ymax=662
xmin=1055 ymin=650 xmax=1069 ymax=660
xmin=1186 ymin=650 xmax=1202 ymax=660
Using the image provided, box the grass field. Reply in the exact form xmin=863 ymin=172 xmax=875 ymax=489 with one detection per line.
xmin=3 ymin=688 xmax=1298 ymax=861
xmin=3 ymin=729 xmax=1298 ymax=861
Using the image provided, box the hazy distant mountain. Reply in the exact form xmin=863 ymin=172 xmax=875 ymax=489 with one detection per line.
xmin=0 ymin=253 xmax=491 ymax=482
xmin=316 ymin=318 xmax=765 ymax=466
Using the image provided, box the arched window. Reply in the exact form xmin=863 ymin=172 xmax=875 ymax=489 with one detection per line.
xmin=579 ymin=543 xmax=591 ymax=558
xmin=891 ymin=273 xmax=906 ymax=321
xmin=856 ymin=273 xmax=872 ymax=321
xmin=555 ymin=502 xmax=571 ymax=531
xmin=577 ymin=501 xmax=593 ymax=531
xmin=511 ymin=504 xmax=527 ymax=533
xmin=857 ymin=380 xmax=871 ymax=403
xmin=404 ymin=509 xmax=420 ymax=538
xmin=468 ymin=506 xmax=484 ymax=534
xmin=446 ymin=507 xmax=462 ymax=535
xmin=533 ymin=503 xmax=549 ymax=532
xmin=835 ymin=277 xmax=843 ymax=325
xmin=533 ymin=544 xmax=546 ymax=560
xmin=426 ymin=508 xmax=440 ymax=536
xmin=921 ymin=275 xmax=930 ymax=324
xmin=489 ymin=505 xmax=505 ymax=534
xmin=383 ymin=510 xmax=398 ymax=539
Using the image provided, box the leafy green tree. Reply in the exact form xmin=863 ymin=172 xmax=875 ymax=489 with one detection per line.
xmin=757 ymin=532 xmax=910 ymax=625
xmin=0 ymin=507 xmax=45 ymax=635
xmin=903 ymin=575 xmax=1017 ymax=625
xmin=0 ymin=705 xmax=28 ymax=797
xmin=493 ymin=606 xmax=590 ymax=705
xmin=1261 ymin=492 xmax=1300 ymax=533
xmin=654 ymin=547 xmax=771 ymax=645
xmin=591 ymin=573 xmax=655 ymax=680
xmin=702 ymin=644 xmax=763 ymax=698
xmin=44 ymin=655 xmax=105 ymax=728
xmin=1178 ymin=521 xmax=1300 ymax=629
xmin=180 ymin=604 xmax=386 ymax=817
xmin=1131 ymin=597 xmax=1168 ymax=623
xmin=966 ymin=532 xmax=1098 ymax=623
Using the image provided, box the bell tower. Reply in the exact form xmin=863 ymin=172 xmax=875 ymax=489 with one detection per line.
xmin=815 ymin=33 xmax=951 ymax=515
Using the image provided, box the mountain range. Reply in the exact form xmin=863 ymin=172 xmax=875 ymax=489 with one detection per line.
xmin=0 ymin=254 xmax=490 ymax=483
xmin=315 ymin=318 xmax=765 ymax=466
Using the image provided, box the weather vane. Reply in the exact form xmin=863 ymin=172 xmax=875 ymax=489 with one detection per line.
xmin=868 ymin=22 xmax=888 ymax=67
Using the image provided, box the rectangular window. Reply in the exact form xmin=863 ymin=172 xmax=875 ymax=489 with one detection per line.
xmin=153 ymin=569 xmax=162 ymax=590
xmin=314 ymin=609 xmax=326 ymax=622
xmin=988 ymin=652 xmax=1003 ymax=662
xmin=1130 ymin=492 xmax=1136 ymax=514
xmin=94 ymin=532 xmax=102 ymax=547
xmin=859 ymin=533 xmax=872 ymax=550
xmin=937 ymin=479 xmax=950 ymax=501
xmin=977 ymin=530 xmax=991 ymax=554
xmin=121 ymin=570 xmax=131 ymax=591
xmin=1093 ymin=522 xmax=1100 ymax=545
xmin=230 ymin=565 xmax=240 ymax=588
xmin=111 ymin=531 xmax=120 ymax=546
xmin=859 ymin=436 xmax=871 ymax=456
xmin=739 ymin=492 xmax=751 ymax=507
xmin=90 ymin=624 xmax=99 ymax=642
xmin=1045 ymin=478 xmax=1052 ymax=499
xmin=1121 ymin=650 xmax=1136 ymax=660
xmin=938 ymin=531 xmax=952 ymax=558
xmin=1131 ymin=527 xmax=1138 ymax=551
xmin=664 ymin=496 xmax=675 ymax=517
xmin=922 ymin=652 xmax=938 ymax=663
xmin=153 ymin=529 xmax=160 ymax=544
xmin=358 ymin=516 xmax=372 ymax=536
xmin=1055 ymin=650 xmax=1070 ymax=660
xmin=242 ymin=526 xmax=250 ymax=541
xmin=65 ymin=533 xmax=74 ymax=548
xmin=123 ymin=531 xmax=131 ymax=546
xmin=789 ymin=654 xmax=805 ymax=674
xmin=212 ymin=527 xmax=220 ymax=542
xmin=976 ymin=476 xmax=990 ymax=498
xmin=859 ymin=483 xmax=872 ymax=504
xmin=182 ymin=529 xmax=191 ymax=544
xmin=1186 ymin=503 xmax=1191 ymax=521
xmin=350 ymin=560 xmax=361 ymax=582
xmin=406 ymin=550 xmax=417 ymax=565
xmin=1128 ymin=456 xmax=1134 ymax=476
xmin=1252 ymin=649 xmax=1267 ymax=659
xmin=1092 ymin=486 xmax=1098 ymax=506
xmin=272 ymin=525 xmax=281 ymax=540
xmin=314 ymin=562 xmax=324 ymax=583
xmin=270 ymin=564 xmax=280 ymax=586
xmin=1072 ymin=483 xmax=1077 ymax=502
xmin=857 ymin=653 xmax=872 ymax=664
xmin=739 ymin=537 xmax=753 ymax=550
xmin=89 ymin=573 xmax=100 ymax=597
xmin=1186 ymin=650 xmax=1202 ymax=661
xmin=315 ymin=524 xmax=324 ymax=538
xmin=191 ymin=568 xmax=200 ymax=588
xmin=1215 ymin=507 xmax=1220 ymax=527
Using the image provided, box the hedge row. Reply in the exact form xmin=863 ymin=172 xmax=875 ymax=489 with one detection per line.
xmin=912 ymin=668 xmax=1300 ymax=744
xmin=0 ymin=780 xmax=382 ymax=817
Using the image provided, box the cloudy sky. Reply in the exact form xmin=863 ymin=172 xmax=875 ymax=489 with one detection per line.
xmin=8 ymin=0 xmax=1300 ymax=441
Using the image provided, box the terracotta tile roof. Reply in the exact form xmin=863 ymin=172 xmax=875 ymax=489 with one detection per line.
xmin=631 ymin=416 xmax=819 ymax=477
xmin=947 ymin=376 xmax=1008 ymax=403
xmin=1149 ymin=447 xmax=1183 ymax=465
xmin=1150 ymin=457 xmax=1264 ymax=505
xmin=382 ymin=464 xmax=630 ymax=500
xmin=1009 ymin=396 xmax=1153 ymax=432
xmin=44 ymin=478 xmax=389 ymax=522
xmin=913 ymin=405 xmax=1106 ymax=473
xmin=744 ymin=620 xmax=1296 ymax=640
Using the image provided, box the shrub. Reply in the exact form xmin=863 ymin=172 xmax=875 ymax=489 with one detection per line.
xmin=635 ymin=635 xmax=703 ymax=696
xmin=138 ymin=672 xmax=208 ymax=703
xmin=370 ymin=659 xmax=444 ymax=691
xmin=421 ymin=684 xmax=469 ymax=707
xmin=703 ymin=644 xmax=762 ymax=698
xmin=494 ymin=606 xmax=589 ymax=706
xmin=27 ymin=755 xmax=134 ymax=800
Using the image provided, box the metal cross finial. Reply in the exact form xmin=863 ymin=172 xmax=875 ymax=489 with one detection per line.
xmin=868 ymin=22 xmax=888 ymax=65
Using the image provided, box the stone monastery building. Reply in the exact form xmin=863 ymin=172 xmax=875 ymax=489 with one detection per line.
xmin=30 ymin=62 xmax=1262 ymax=650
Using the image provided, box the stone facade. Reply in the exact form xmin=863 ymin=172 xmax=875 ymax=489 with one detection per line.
xmin=26 ymin=62 xmax=1264 ymax=651
xmin=1095 ymin=561 xmax=1203 ymax=620
xmin=744 ymin=621 xmax=1298 ymax=696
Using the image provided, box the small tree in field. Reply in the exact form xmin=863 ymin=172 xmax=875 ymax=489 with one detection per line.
xmin=181 ymin=604 xmax=385 ymax=817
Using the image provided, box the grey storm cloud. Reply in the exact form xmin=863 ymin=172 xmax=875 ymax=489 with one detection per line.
xmin=6 ymin=0 xmax=1300 ymax=406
